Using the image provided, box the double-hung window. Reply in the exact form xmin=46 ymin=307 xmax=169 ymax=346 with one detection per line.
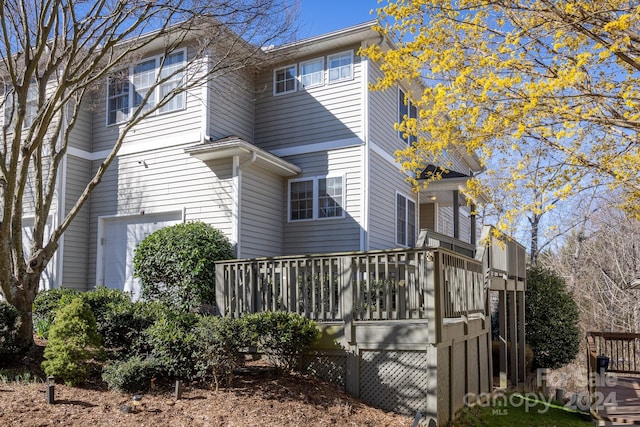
xmin=23 ymin=83 xmax=38 ymax=129
xmin=274 ymin=64 xmax=297 ymax=95
xmin=398 ymin=89 xmax=417 ymax=145
xmin=107 ymin=49 xmax=186 ymax=125
xmin=396 ymin=192 xmax=416 ymax=247
xmin=328 ymin=51 xmax=353 ymax=83
xmin=133 ymin=59 xmax=156 ymax=113
xmin=289 ymin=176 xmax=344 ymax=221
xmin=159 ymin=51 xmax=185 ymax=112
xmin=300 ymin=58 xmax=323 ymax=88
xmin=2 ymin=85 xmax=15 ymax=128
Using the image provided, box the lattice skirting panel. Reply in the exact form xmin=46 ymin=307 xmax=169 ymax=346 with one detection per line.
xmin=359 ymin=349 xmax=432 ymax=416
xmin=301 ymin=353 xmax=347 ymax=388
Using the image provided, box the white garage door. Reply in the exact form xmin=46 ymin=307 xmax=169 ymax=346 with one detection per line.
xmin=101 ymin=212 xmax=182 ymax=299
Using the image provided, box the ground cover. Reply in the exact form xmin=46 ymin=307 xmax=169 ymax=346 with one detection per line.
xmin=0 ymin=337 xmax=411 ymax=426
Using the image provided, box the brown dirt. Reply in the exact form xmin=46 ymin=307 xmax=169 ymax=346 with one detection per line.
xmin=0 ymin=338 xmax=412 ymax=427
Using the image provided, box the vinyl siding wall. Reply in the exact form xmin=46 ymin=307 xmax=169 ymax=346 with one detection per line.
xmin=281 ymin=146 xmax=362 ymax=254
xmin=208 ymin=68 xmax=255 ymax=142
xmin=61 ymin=155 xmax=91 ymax=289
xmin=253 ymin=45 xmax=363 ymax=152
xmin=366 ymin=62 xmax=417 ymax=250
xmin=238 ymin=165 xmax=284 ymax=258
xmin=86 ymin=144 xmax=235 ymax=284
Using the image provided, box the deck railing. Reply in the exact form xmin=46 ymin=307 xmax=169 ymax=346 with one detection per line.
xmin=215 ymin=248 xmax=485 ymax=327
xmin=587 ymin=331 xmax=640 ymax=375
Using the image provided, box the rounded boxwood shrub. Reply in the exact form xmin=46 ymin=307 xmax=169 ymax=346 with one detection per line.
xmin=526 ymin=266 xmax=581 ymax=369
xmin=133 ymin=221 xmax=234 ymax=311
xmin=42 ymin=297 xmax=104 ymax=385
xmin=102 ymin=355 xmax=158 ymax=393
xmin=0 ymin=301 xmax=22 ymax=364
xmin=246 ymin=311 xmax=320 ymax=373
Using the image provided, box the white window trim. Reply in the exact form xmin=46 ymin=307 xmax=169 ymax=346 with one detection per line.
xmin=299 ymin=57 xmax=324 ymax=89
xmin=327 ymin=50 xmax=354 ymax=84
xmin=288 ymin=174 xmax=345 ymax=222
xmin=106 ymin=48 xmax=187 ymax=126
xmin=273 ymin=63 xmax=298 ymax=96
xmin=395 ymin=191 xmax=417 ymax=247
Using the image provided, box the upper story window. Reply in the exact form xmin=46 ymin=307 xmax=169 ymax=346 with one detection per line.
xmin=23 ymin=84 xmax=38 ymax=129
xmin=274 ymin=64 xmax=297 ymax=95
xmin=398 ymin=89 xmax=417 ymax=145
xmin=300 ymin=58 xmax=324 ymax=88
xmin=396 ymin=192 xmax=416 ymax=247
xmin=107 ymin=49 xmax=186 ymax=125
xmin=328 ymin=51 xmax=353 ymax=83
xmin=2 ymin=86 xmax=15 ymax=128
xmin=289 ymin=175 xmax=344 ymax=221
xmin=272 ymin=50 xmax=354 ymax=94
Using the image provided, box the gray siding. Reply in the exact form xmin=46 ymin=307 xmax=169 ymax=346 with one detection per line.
xmin=209 ymin=68 xmax=255 ymax=142
xmin=91 ymin=49 xmax=204 ymax=153
xmin=254 ymin=46 xmax=363 ymax=152
xmin=282 ymin=146 xmax=362 ymax=254
xmin=62 ymin=155 xmax=91 ymax=289
xmin=367 ymin=150 xmax=416 ymax=251
xmin=68 ymin=107 xmax=93 ymax=151
xmin=239 ymin=165 xmax=284 ymax=258
xmin=368 ymin=63 xmax=407 ymax=159
xmin=86 ymin=145 xmax=235 ymax=284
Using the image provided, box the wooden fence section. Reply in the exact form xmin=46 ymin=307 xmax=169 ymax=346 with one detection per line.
xmin=216 ymin=248 xmax=485 ymax=337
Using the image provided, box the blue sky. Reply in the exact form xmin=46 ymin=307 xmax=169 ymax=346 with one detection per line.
xmin=297 ymin=0 xmax=381 ymax=38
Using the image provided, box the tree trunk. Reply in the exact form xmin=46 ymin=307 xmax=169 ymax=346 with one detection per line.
xmin=3 ymin=275 xmax=39 ymax=352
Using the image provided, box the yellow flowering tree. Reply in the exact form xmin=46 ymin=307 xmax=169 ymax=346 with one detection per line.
xmin=362 ymin=0 xmax=640 ymax=240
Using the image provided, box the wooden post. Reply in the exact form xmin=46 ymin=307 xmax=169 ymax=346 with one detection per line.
xmin=517 ymin=288 xmax=526 ymax=383
xmin=508 ymin=288 xmax=518 ymax=386
xmin=498 ymin=288 xmax=508 ymax=389
xmin=215 ymin=262 xmax=226 ymax=316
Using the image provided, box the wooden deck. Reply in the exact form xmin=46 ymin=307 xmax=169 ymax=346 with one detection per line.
xmin=587 ymin=332 xmax=640 ymax=426
xmin=594 ymin=375 xmax=640 ymax=426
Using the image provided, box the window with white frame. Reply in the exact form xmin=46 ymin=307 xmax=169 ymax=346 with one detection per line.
xmin=23 ymin=83 xmax=38 ymax=129
xmin=396 ymin=192 xmax=416 ymax=246
xmin=328 ymin=51 xmax=353 ymax=83
xmin=159 ymin=51 xmax=185 ymax=112
xmin=107 ymin=73 xmax=130 ymax=124
xmin=398 ymin=89 xmax=417 ymax=144
xmin=289 ymin=175 xmax=344 ymax=221
xmin=318 ymin=176 xmax=343 ymax=218
xmin=133 ymin=59 xmax=156 ymax=113
xmin=107 ymin=49 xmax=186 ymax=125
xmin=274 ymin=64 xmax=297 ymax=95
xmin=300 ymin=57 xmax=324 ymax=88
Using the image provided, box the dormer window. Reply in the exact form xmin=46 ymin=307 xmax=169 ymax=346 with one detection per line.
xmin=107 ymin=49 xmax=186 ymax=125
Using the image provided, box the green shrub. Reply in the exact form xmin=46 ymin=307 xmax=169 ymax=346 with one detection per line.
xmin=41 ymin=297 xmax=104 ymax=385
xmin=246 ymin=311 xmax=320 ymax=372
xmin=526 ymin=266 xmax=581 ymax=369
xmin=102 ymin=355 xmax=158 ymax=393
xmin=133 ymin=221 xmax=234 ymax=311
xmin=0 ymin=301 xmax=22 ymax=363
xmin=100 ymin=300 xmax=166 ymax=358
xmin=194 ymin=316 xmax=251 ymax=389
xmin=32 ymin=288 xmax=79 ymax=339
xmin=144 ymin=310 xmax=201 ymax=381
